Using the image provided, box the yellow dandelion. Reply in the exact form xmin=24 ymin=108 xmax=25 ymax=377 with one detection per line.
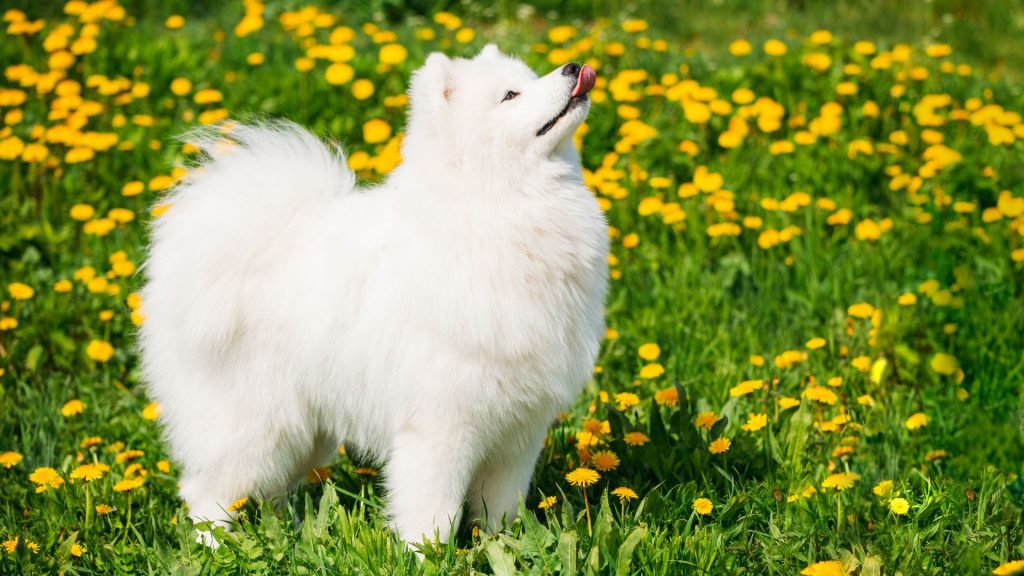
xmin=821 ymin=472 xmax=860 ymax=491
xmin=80 ymin=436 xmax=103 ymax=449
xmin=872 ymin=480 xmax=894 ymax=497
xmin=612 ymin=486 xmax=638 ymax=503
xmin=802 ymin=386 xmax=838 ymax=405
xmin=694 ymin=411 xmax=720 ymax=430
xmin=930 ymin=353 xmax=958 ymax=375
xmin=227 ymin=497 xmax=248 ymax=511
xmin=889 ymin=497 xmax=909 ymax=515
xmin=779 ymin=397 xmax=801 ymax=410
xmin=29 ymin=467 xmax=64 ymax=492
xmin=802 ymin=560 xmax=847 ymax=576
xmin=113 ymin=477 xmax=145 ymax=492
xmin=729 ymin=379 xmax=763 ymax=397
xmin=741 ymin=412 xmax=767 ymax=432
xmin=352 ymin=79 xmax=375 ymax=100
xmin=307 ymin=467 xmax=330 ymax=484
xmin=639 ymin=363 xmax=664 ymax=379
xmin=654 ymin=387 xmax=679 ymax=406
xmin=141 ymin=402 xmax=161 ymax=421
xmin=61 ymin=399 xmax=85 ymax=417
xmin=614 ymin=392 xmax=640 ymax=410
xmin=847 ymin=303 xmax=875 ymax=318
xmin=70 ymin=462 xmax=109 ymax=482
xmin=623 ymin=432 xmax=649 ymax=446
xmin=538 ymin=495 xmax=557 ymax=509
xmin=693 ymin=497 xmax=713 ymax=515
xmin=905 ymin=412 xmax=929 ymax=430
xmin=590 ymin=450 xmax=620 ymax=472
xmin=7 ymin=282 xmax=34 ymax=300
xmin=994 ymin=560 xmax=1024 ymax=575
xmin=565 ymin=467 xmax=600 ymax=488
xmin=0 ymin=451 xmax=23 ymax=469
xmin=94 ymin=504 xmax=114 ymax=515
xmin=709 ymin=437 xmax=731 ymax=454
xmin=638 ymin=343 xmax=661 ymax=360
xmin=86 ymin=340 xmax=114 ymax=362
xmin=806 ymin=337 xmax=827 ymax=350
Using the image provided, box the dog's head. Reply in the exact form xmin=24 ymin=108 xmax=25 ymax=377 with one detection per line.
xmin=405 ymin=44 xmax=595 ymax=162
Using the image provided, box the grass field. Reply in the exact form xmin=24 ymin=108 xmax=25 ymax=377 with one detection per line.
xmin=2 ymin=0 xmax=1024 ymax=574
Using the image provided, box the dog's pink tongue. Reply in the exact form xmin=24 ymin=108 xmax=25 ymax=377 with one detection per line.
xmin=572 ymin=64 xmax=597 ymax=97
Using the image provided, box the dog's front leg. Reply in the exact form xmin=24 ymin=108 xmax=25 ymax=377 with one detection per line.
xmin=383 ymin=419 xmax=477 ymax=546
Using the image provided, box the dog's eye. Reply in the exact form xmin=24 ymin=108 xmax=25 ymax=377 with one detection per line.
xmin=501 ymin=90 xmax=520 ymax=103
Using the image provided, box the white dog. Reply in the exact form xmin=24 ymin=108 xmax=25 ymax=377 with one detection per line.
xmin=140 ymin=44 xmax=607 ymax=547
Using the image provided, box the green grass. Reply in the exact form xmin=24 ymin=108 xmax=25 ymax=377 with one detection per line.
xmin=2 ymin=1 xmax=1024 ymax=574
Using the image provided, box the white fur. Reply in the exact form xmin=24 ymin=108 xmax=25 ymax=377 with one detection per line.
xmin=139 ymin=45 xmax=608 ymax=546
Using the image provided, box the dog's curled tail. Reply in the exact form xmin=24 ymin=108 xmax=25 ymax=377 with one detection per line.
xmin=141 ymin=121 xmax=356 ymax=356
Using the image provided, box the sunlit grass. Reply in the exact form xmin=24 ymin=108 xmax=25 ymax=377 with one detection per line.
xmin=1 ymin=1 xmax=1023 ymax=574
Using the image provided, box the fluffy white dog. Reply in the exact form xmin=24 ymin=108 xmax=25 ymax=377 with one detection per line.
xmin=140 ymin=44 xmax=607 ymax=547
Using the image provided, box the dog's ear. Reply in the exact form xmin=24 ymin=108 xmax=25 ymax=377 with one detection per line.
xmin=476 ymin=44 xmax=502 ymax=60
xmin=410 ymin=52 xmax=453 ymax=114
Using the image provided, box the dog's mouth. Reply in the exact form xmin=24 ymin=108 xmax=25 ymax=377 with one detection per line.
xmin=536 ymin=64 xmax=596 ymax=137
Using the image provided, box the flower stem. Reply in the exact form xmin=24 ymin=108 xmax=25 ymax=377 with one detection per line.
xmin=85 ymin=483 xmax=92 ymax=531
xmin=837 ymin=494 xmax=843 ymax=531
xmin=583 ymin=488 xmax=592 ymax=536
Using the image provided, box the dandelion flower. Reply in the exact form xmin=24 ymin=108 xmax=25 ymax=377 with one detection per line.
xmin=538 ymin=495 xmax=557 ymax=509
xmin=2 ymin=537 xmax=17 ymax=555
xmin=806 ymin=337 xmax=827 ymax=350
xmin=873 ymin=480 xmax=894 ymax=497
xmin=86 ymin=340 xmax=114 ymax=362
xmin=847 ymin=303 xmax=875 ymax=318
xmin=61 ymin=399 xmax=85 ymax=417
xmin=709 ymin=437 xmax=731 ymax=454
xmin=0 ymin=451 xmax=23 ymax=469
xmin=565 ymin=467 xmax=600 ymax=488
xmin=95 ymin=504 xmax=114 ymax=515
xmin=71 ymin=543 xmax=84 ymax=557
xmin=821 ymin=472 xmax=860 ymax=491
xmin=930 ymin=353 xmax=958 ymax=375
xmin=623 ymin=432 xmax=649 ymax=446
xmin=654 ymin=387 xmax=679 ymax=406
xmin=7 ymin=282 xmax=34 ymax=300
xmin=113 ymin=477 xmax=145 ymax=492
xmin=307 ymin=467 xmax=330 ymax=484
xmin=779 ymin=397 xmax=801 ymax=410
xmin=729 ymin=379 xmax=763 ymax=397
xmin=29 ymin=467 xmax=64 ymax=492
xmin=80 ymin=437 xmax=103 ymax=449
xmin=693 ymin=497 xmax=713 ymax=515
xmin=639 ymin=363 xmax=664 ymax=379
xmin=612 ymin=486 xmax=638 ymax=503
xmin=614 ymin=392 xmax=640 ymax=410
xmin=362 ymin=118 xmax=391 ymax=144
xmin=802 ymin=560 xmax=847 ymax=576
xmin=802 ymin=386 xmax=838 ymax=405
xmin=889 ymin=497 xmax=909 ymax=515
xmin=994 ymin=560 xmax=1024 ymax=575
xmin=590 ymin=450 xmax=620 ymax=472
xmin=741 ymin=413 xmax=767 ymax=432
xmin=695 ymin=411 xmax=720 ymax=430
xmin=905 ymin=412 xmax=929 ymax=430
xmin=141 ymin=402 xmax=161 ymax=420
xmin=638 ymin=343 xmax=660 ymax=360
xmin=70 ymin=462 xmax=109 ymax=482
xmin=227 ymin=497 xmax=248 ymax=511
xmin=352 ymin=79 xmax=375 ymax=100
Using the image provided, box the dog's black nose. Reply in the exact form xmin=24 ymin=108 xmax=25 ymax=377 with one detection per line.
xmin=562 ymin=62 xmax=581 ymax=77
